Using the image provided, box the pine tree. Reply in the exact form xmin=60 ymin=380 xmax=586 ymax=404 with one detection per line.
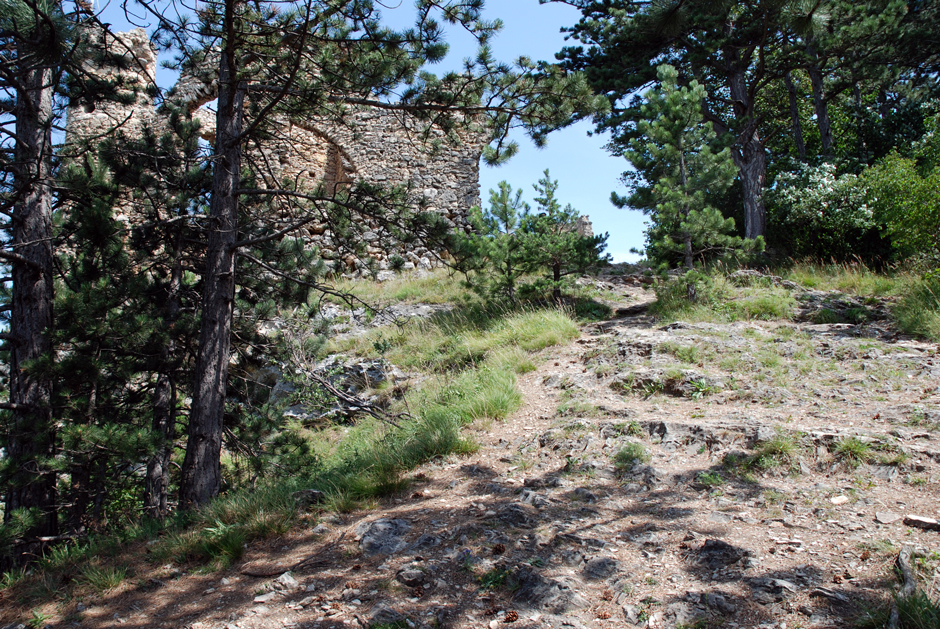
xmin=86 ymin=113 xmax=209 ymax=521
xmin=557 ymin=0 xmax=803 ymax=239
xmin=522 ymin=170 xmax=608 ymax=301
xmin=621 ymin=65 xmax=755 ymax=273
xmin=0 ymin=0 xmax=73 ymax=567
xmin=463 ymin=181 xmax=530 ymax=305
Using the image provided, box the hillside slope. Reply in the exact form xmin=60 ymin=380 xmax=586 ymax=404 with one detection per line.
xmin=4 ymin=275 xmax=940 ymax=629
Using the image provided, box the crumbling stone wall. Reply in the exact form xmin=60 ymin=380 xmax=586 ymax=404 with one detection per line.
xmin=66 ymin=28 xmax=486 ymax=276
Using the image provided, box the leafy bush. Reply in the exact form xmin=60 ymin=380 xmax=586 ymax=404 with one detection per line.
xmin=863 ymin=112 xmax=940 ymax=265
xmin=768 ymin=163 xmax=884 ymax=261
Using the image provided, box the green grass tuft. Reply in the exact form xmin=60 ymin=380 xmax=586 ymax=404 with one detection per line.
xmin=77 ymin=564 xmax=126 ymax=594
xmin=834 ymin=437 xmax=873 ymax=468
xmin=613 ymin=442 xmax=651 ymax=472
xmin=857 ymin=591 xmax=940 ymax=629
xmin=696 ymin=471 xmax=724 ymax=487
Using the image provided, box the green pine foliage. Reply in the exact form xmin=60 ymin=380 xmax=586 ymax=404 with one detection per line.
xmin=51 ymin=155 xmax=168 ymax=531
xmin=458 ymin=173 xmax=608 ymax=303
xmin=522 ymin=170 xmax=609 ymax=301
xmin=462 ymin=181 xmax=531 ymax=304
xmin=620 ymin=65 xmax=761 ymax=271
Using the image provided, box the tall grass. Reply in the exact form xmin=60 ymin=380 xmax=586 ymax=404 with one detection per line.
xmin=328 ymin=268 xmax=470 ymax=305
xmin=330 ymin=305 xmax=579 ymax=372
xmin=650 ymin=272 xmax=796 ymax=323
xmin=894 ymin=274 xmax=940 ymax=342
xmin=780 ymin=259 xmax=907 ymax=296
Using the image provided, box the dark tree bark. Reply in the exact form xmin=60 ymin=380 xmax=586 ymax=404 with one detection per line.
xmin=806 ymin=41 xmax=834 ymax=157
xmin=66 ymin=382 xmax=97 ymax=533
xmin=144 ymin=372 xmax=176 ymax=516
xmin=725 ymin=61 xmax=767 ymax=240
xmin=178 ymin=29 xmax=244 ymax=509
xmin=145 ymin=237 xmax=183 ymax=518
xmin=732 ymin=132 xmax=768 ymax=240
xmin=3 ymin=41 xmax=58 ymax=567
xmin=784 ymin=71 xmax=807 ymax=162
xmin=66 ymin=463 xmax=89 ymax=533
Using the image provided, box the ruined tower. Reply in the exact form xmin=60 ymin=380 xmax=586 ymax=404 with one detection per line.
xmin=66 ymin=28 xmax=487 ymax=275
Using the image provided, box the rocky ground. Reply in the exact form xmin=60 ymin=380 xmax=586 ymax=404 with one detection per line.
xmin=11 ymin=278 xmax=940 ymax=629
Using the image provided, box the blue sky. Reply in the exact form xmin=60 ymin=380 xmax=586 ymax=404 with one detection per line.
xmin=100 ymin=0 xmax=646 ymax=261
xmin=379 ymin=1 xmax=646 ymax=262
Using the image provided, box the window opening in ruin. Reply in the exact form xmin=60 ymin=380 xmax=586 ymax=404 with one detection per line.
xmin=324 ymin=142 xmax=351 ymax=196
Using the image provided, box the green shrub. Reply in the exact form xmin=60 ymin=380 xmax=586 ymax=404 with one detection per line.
xmin=864 ymin=152 xmax=940 ymax=265
xmin=455 ymin=172 xmax=608 ymax=303
xmin=613 ymin=442 xmax=651 ymax=472
xmin=767 ymin=163 xmax=882 ymax=262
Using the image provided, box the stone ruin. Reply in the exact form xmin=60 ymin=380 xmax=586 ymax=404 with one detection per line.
xmin=66 ymin=28 xmax=488 ymax=277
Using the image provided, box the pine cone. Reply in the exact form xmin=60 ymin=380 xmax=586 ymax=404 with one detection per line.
xmin=492 ymin=543 xmax=506 ymax=555
xmin=484 ymin=607 xmax=499 ymax=616
xmin=601 ymin=589 xmax=614 ymax=601
xmin=503 ymin=610 xmax=519 ymax=623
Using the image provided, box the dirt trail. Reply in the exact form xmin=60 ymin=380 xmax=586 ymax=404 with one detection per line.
xmin=25 ymin=282 xmax=940 ymax=629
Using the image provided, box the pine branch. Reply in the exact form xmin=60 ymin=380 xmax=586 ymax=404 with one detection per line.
xmin=0 ymin=249 xmax=43 ymax=270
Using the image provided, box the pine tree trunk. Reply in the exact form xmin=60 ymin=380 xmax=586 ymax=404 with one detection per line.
xmin=67 ymin=459 xmax=91 ymax=533
xmin=806 ymin=42 xmax=834 ymax=157
xmin=679 ymin=146 xmax=693 ymax=270
xmin=179 ymin=41 xmax=244 ymax=510
xmin=67 ymin=382 xmax=98 ymax=533
xmin=784 ymin=72 xmax=807 ymax=162
xmin=552 ymin=261 xmax=561 ymax=302
xmin=144 ymin=373 xmax=176 ymax=517
xmin=3 ymin=45 xmax=58 ymax=568
xmin=145 ymin=252 xmax=182 ymax=518
xmin=732 ymin=137 xmax=767 ymax=240
xmin=726 ymin=59 xmax=767 ymax=239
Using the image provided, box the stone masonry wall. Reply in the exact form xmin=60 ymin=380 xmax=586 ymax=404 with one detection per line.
xmin=65 ymin=29 xmax=486 ymax=277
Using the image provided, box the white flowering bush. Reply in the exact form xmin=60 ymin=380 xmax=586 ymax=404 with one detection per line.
xmin=768 ymin=163 xmax=878 ymax=260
